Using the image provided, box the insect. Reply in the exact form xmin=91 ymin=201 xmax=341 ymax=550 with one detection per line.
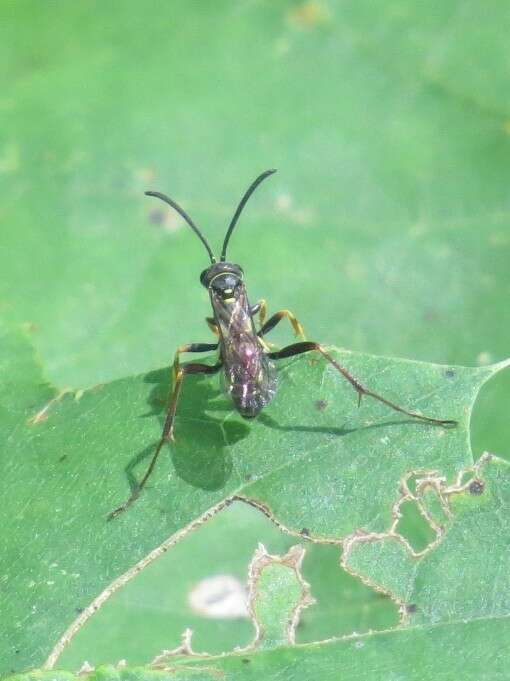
xmin=109 ymin=169 xmax=456 ymax=519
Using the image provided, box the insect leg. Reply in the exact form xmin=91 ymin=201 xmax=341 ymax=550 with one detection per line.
xmin=268 ymin=341 xmax=456 ymax=427
xmin=109 ymin=345 xmax=220 ymax=520
xmin=251 ymin=299 xmax=268 ymax=327
xmin=171 ymin=343 xmax=219 ymax=389
xmin=206 ymin=317 xmax=220 ymax=336
xmin=258 ymin=309 xmax=306 ymax=340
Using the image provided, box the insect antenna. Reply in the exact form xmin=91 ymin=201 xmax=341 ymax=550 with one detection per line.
xmin=145 ymin=191 xmax=216 ymax=263
xmin=220 ymin=169 xmax=276 ymax=261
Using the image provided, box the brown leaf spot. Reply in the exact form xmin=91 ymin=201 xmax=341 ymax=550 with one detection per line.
xmin=469 ymin=479 xmax=485 ymax=495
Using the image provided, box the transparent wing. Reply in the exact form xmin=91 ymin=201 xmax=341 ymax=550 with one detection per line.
xmin=213 ymin=286 xmax=277 ymax=417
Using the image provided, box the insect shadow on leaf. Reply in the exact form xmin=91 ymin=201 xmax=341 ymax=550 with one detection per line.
xmin=258 ymin=412 xmax=441 ymax=437
xmin=115 ymin=369 xmax=250 ymax=500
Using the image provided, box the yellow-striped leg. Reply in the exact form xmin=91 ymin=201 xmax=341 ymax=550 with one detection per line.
xmin=258 ymin=308 xmax=306 ymax=340
xmin=206 ymin=317 xmax=220 ymax=336
xmin=251 ymin=299 xmax=268 ymax=329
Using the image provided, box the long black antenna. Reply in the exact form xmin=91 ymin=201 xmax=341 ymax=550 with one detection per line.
xmin=145 ymin=191 xmax=216 ymax=263
xmin=220 ymin=169 xmax=276 ymax=261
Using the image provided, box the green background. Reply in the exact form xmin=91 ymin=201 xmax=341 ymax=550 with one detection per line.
xmin=1 ymin=0 xmax=509 ymax=674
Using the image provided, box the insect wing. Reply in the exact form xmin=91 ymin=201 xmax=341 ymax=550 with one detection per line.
xmin=214 ymin=285 xmax=277 ymax=417
xmin=222 ymin=335 xmax=277 ymax=418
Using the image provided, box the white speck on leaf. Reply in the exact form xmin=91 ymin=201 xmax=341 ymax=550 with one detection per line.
xmin=188 ymin=574 xmax=248 ymax=619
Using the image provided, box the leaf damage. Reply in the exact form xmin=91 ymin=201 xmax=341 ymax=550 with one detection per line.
xmin=147 ymin=543 xmax=314 ymax=671
xmin=247 ymin=544 xmax=315 ymax=648
xmin=27 ymin=389 xmax=73 ymax=426
xmin=341 ymin=452 xmax=503 ymax=625
xmin=43 ymin=499 xmax=232 ymax=671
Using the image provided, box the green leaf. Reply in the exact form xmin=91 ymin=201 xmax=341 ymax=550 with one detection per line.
xmin=8 ymin=615 xmax=510 ymax=681
xmin=343 ymin=454 xmax=510 ymax=625
xmin=56 ymin=503 xmax=396 ymax=669
xmin=58 ymin=503 xmax=296 ymax=667
xmin=247 ymin=544 xmax=313 ymax=650
xmin=1 ymin=320 xmax=505 ymax=675
xmin=7 ymin=456 xmax=510 ymax=680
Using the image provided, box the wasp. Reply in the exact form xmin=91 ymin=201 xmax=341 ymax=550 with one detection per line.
xmin=109 ymin=170 xmax=456 ymax=519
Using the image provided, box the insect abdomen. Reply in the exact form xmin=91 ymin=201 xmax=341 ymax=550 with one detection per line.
xmin=223 ymin=347 xmax=277 ymax=418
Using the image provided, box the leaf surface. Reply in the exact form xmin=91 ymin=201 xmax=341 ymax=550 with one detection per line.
xmin=0 ymin=321 xmax=504 ymax=674
xmin=7 ymin=455 xmax=510 ymax=680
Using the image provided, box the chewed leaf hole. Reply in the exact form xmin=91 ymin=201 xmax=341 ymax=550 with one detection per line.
xmin=57 ymin=501 xmax=401 ymax=670
xmin=297 ymin=543 xmax=399 ymax=642
xmin=58 ymin=503 xmax=291 ymax=668
xmin=395 ymin=499 xmax=436 ymax=554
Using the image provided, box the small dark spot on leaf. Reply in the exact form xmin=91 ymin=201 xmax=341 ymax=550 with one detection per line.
xmin=406 ymin=603 xmax=417 ymax=613
xmin=315 ymin=399 xmax=328 ymax=411
xmin=444 ymin=369 xmax=455 ymax=379
xmin=245 ymin=473 xmax=253 ymax=482
xmin=149 ymin=208 xmax=166 ymax=225
xmin=76 ymin=607 xmax=84 ymax=614
xmin=300 ymin=527 xmax=310 ymax=537
xmin=59 ymin=454 xmax=68 ymax=463
xmin=242 ymin=658 xmax=250 ymax=664
xmin=469 ymin=479 xmax=484 ymax=495
xmin=15 ymin=650 xmax=20 ymax=655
